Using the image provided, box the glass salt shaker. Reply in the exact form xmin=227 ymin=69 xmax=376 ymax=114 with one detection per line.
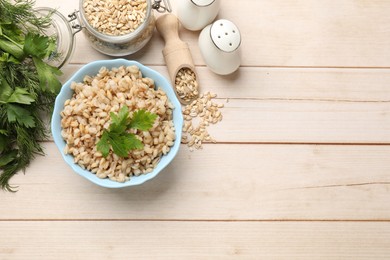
xmin=71 ymin=0 xmax=171 ymax=56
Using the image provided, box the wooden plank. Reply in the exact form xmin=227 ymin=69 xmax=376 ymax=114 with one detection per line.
xmin=37 ymin=0 xmax=390 ymax=67
xmin=210 ymin=99 xmax=390 ymax=143
xmin=1 ymin=221 xmax=390 ymax=259
xmin=61 ymin=65 xmax=390 ymax=101
xmin=59 ymin=65 xmax=390 ymax=144
xmin=2 ymin=143 xmax=390 ymax=220
xmin=11 ymin=1 xmax=390 ymax=259
xmin=215 ymin=0 xmax=390 ymax=68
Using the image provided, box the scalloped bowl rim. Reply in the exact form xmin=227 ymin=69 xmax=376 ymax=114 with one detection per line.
xmin=51 ymin=59 xmax=183 ymax=188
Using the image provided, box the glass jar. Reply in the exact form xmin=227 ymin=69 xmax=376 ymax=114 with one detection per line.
xmin=77 ymin=0 xmax=171 ymax=56
xmin=35 ymin=7 xmax=79 ymax=68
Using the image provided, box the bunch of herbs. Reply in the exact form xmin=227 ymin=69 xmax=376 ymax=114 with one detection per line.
xmin=0 ymin=0 xmax=62 ymax=191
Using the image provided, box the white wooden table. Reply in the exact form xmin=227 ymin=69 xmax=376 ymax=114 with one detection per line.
xmin=2 ymin=0 xmax=390 ymax=259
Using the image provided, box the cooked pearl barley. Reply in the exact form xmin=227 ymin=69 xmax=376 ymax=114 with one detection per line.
xmin=61 ymin=65 xmax=176 ymax=183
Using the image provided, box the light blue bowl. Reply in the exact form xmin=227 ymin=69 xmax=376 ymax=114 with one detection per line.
xmin=51 ymin=59 xmax=183 ymax=188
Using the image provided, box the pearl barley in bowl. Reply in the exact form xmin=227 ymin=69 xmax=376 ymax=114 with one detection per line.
xmin=51 ymin=59 xmax=183 ymax=188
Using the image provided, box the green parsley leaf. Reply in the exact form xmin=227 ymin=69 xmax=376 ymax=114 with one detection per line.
xmin=108 ymin=133 xmax=131 ymax=157
xmin=0 ymin=76 xmax=13 ymax=102
xmin=32 ymin=56 xmax=62 ymax=94
xmin=0 ymin=23 xmax=23 ymax=42
xmin=7 ymin=87 xmax=36 ymax=105
xmin=109 ymin=106 xmax=130 ymax=133
xmin=107 ymin=133 xmax=143 ymax=157
xmin=96 ymin=131 xmax=110 ymax=158
xmin=23 ymin=33 xmax=50 ymax=59
xmin=123 ymin=133 xmax=143 ymax=150
xmin=96 ymin=107 xmax=157 ymax=158
xmin=6 ymin=104 xmax=35 ymax=128
xmin=129 ymin=109 xmax=158 ymax=131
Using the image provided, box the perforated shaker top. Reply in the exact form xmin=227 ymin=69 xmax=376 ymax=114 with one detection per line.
xmin=210 ymin=19 xmax=241 ymax=52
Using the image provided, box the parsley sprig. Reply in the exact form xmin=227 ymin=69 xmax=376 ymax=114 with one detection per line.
xmin=97 ymin=107 xmax=157 ymax=158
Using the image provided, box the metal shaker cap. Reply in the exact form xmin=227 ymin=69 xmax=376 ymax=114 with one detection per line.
xmin=210 ymin=19 xmax=241 ymax=53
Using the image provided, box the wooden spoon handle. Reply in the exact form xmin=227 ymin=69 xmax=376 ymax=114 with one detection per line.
xmin=156 ymin=14 xmax=199 ymax=105
xmin=155 ymin=14 xmax=182 ymax=47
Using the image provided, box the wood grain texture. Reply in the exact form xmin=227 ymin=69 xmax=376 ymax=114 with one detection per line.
xmin=3 ymin=0 xmax=390 ymax=258
xmin=60 ymin=65 xmax=390 ymax=144
xmin=209 ymin=99 xmax=390 ymax=143
xmin=2 ymin=143 xmax=390 ymax=220
xmin=61 ymin=65 xmax=390 ymax=101
xmin=1 ymin=221 xmax=390 ymax=260
xmin=36 ymin=0 xmax=390 ymax=67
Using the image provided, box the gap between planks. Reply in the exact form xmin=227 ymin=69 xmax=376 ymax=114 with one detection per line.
xmin=214 ymin=97 xmax=390 ymax=103
xmin=68 ymin=62 xmax=390 ymax=70
xmin=1 ymin=219 xmax=390 ymax=222
xmin=236 ymin=66 xmax=390 ymax=70
xmin=40 ymin=140 xmax=390 ymax=145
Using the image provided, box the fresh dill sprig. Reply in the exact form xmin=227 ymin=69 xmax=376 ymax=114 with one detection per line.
xmin=0 ymin=0 xmax=52 ymax=33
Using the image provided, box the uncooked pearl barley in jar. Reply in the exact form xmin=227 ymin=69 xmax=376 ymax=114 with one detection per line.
xmin=177 ymin=0 xmax=221 ymax=31
xmin=79 ymin=0 xmax=171 ymax=56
